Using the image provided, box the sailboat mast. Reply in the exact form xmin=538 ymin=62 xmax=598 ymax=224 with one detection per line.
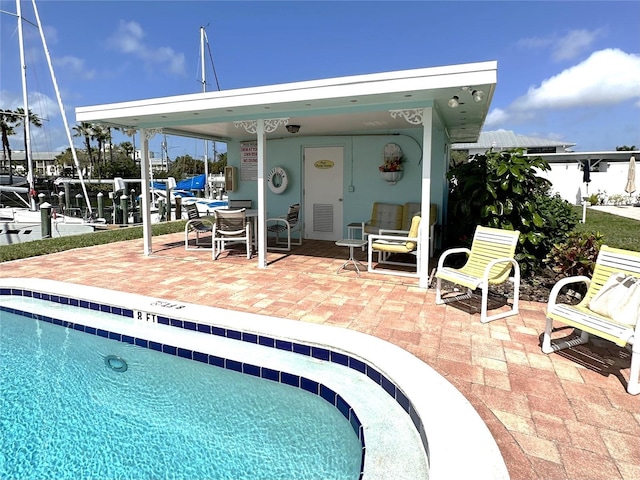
xmin=16 ymin=0 xmax=35 ymax=210
xmin=30 ymin=0 xmax=92 ymax=214
xmin=200 ymin=26 xmax=209 ymax=198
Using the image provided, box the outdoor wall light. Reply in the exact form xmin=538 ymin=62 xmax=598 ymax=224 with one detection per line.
xmin=286 ymin=124 xmax=300 ymax=133
xmin=472 ymin=89 xmax=484 ymax=102
xmin=447 ymin=96 xmax=459 ymax=108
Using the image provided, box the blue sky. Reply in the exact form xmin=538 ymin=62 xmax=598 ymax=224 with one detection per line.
xmin=1 ymin=0 xmax=639 ymax=161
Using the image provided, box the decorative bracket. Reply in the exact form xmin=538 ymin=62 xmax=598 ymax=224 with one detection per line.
xmin=389 ymin=109 xmax=424 ymax=125
xmin=144 ymin=128 xmax=163 ymax=140
xmin=234 ymin=118 xmax=290 ymax=134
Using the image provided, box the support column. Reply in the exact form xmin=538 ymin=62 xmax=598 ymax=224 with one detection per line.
xmin=139 ymin=128 xmax=159 ymax=256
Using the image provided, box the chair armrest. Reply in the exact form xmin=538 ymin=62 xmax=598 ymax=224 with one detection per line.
xmin=481 ymin=256 xmax=520 ymax=283
xmin=437 ymin=247 xmax=471 ymax=269
xmin=369 ymin=233 xmax=418 ymax=243
xmin=546 ymin=276 xmax=591 ymax=309
xmin=266 ymin=217 xmax=291 ymax=228
xmin=379 ymin=228 xmax=409 ymax=236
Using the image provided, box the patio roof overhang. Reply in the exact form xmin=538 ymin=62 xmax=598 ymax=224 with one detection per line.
xmin=76 ymin=61 xmax=497 ymax=144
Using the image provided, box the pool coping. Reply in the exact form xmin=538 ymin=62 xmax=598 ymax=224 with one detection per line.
xmin=0 ymin=278 xmax=509 ymax=480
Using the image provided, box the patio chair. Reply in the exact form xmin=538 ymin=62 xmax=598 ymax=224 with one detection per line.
xmin=212 ymin=208 xmax=252 ymax=260
xmin=435 ymin=226 xmax=521 ymax=323
xmin=361 ymin=202 xmax=404 ymax=244
xmin=542 ymin=245 xmax=640 ymax=395
xmin=367 ymin=214 xmax=421 ymax=278
xmin=266 ymin=203 xmax=302 ymax=251
xmin=184 ymin=203 xmax=214 ymax=250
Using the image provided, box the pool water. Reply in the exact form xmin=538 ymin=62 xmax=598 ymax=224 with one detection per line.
xmin=0 ymin=312 xmax=362 ymax=480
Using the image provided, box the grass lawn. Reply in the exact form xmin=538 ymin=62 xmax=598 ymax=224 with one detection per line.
xmin=571 ymin=206 xmax=639 ymax=251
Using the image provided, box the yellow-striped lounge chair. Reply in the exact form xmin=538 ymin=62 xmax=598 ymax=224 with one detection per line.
xmin=435 ymin=226 xmax=521 ymax=323
xmin=542 ymin=245 xmax=640 ymax=395
xmin=367 ymin=214 xmax=421 ymax=278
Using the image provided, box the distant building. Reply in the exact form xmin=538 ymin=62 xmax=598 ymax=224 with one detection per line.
xmin=452 ymin=130 xmax=575 ymax=155
xmin=452 ymin=130 xmax=638 ymax=206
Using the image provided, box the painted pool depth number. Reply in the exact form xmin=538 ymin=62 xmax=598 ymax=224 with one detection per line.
xmin=135 ymin=311 xmax=158 ymax=323
xmin=134 ymin=300 xmax=186 ymax=324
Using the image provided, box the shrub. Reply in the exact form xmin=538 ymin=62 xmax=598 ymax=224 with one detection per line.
xmin=544 ymin=231 xmax=604 ymax=280
xmin=446 ymin=148 xmax=575 ymax=276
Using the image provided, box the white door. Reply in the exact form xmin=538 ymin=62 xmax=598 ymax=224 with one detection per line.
xmin=303 ymin=146 xmax=344 ymax=241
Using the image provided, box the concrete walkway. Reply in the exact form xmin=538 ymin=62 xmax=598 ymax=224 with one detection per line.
xmin=1 ymin=235 xmax=638 ymax=480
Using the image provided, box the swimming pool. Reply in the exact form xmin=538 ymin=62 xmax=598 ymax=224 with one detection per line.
xmin=0 ymin=278 xmax=508 ymax=480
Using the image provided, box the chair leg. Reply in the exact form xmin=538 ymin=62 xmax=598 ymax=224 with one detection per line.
xmin=628 ymin=344 xmax=640 ymax=395
xmin=541 ymin=318 xmax=590 ymax=353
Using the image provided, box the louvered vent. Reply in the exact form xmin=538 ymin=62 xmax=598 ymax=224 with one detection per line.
xmin=313 ymin=204 xmax=333 ymax=232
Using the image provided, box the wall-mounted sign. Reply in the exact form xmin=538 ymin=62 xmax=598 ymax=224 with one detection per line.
xmin=240 ymin=141 xmax=258 ymax=181
xmin=314 ymin=160 xmax=334 ymax=169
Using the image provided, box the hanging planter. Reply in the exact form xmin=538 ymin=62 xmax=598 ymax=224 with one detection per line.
xmin=379 ymin=143 xmax=404 ymax=185
xmin=380 ymin=170 xmax=402 ymax=184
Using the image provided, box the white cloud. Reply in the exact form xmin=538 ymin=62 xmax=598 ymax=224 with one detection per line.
xmin=107 ymin=20 xmax=186 ymax=76
xmin=512 ymin=49 xmax=640 ymax=110
xmin=518 ymin=28 xmax=604 ymax=62
xmin=55 ymin=56 xmax=96 ymax=80
xmin=552 ymin=29 xmax=603 ymax=62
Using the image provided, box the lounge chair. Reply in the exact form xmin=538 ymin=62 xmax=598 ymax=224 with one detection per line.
xmin=184 ymin=203 xmax=214 ymax=250
xmin=266 ymin=203 xmax=302 ymax=251
xmin=212 ymin=208 xmax=252 ymax=260
xmin=367 ymin=214 xmax=421 ymax=278
xmin=361 ymin=202 xmax=404 ymax=244
xmin=542 ymin=245 xmax=640 ymax=394
xmin=435 ymin=226 xmax=521 ymax=323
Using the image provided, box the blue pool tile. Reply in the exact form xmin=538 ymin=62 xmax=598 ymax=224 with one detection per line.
xmin=86 ymin=326 xmax=97 ymax=335
xmin=258 ymin=336 xmax=275 ymax=348
xmin=70 ymin=298 xmax=79 ymax=306
xmin=149 ymin=341 xmax=162 ymax=352
xmin=197 ymin=323 xmax=212 ymax=334
xmin=349 ymin=410 xmax=361 ymax=437
xmin=109 ymin=332 xmax=122 ymax=341
xmin=293 ymin=343 xmax=311 ymax=356
xmin=275 ymin=339 xmax=292 ymax=351
xmin=208 ymin=355 xmax=224 ymax=368
xmin=162 ymin=345 xmax=177 ymax=355
xmin=177 ymin=348 xmax=192 ymax=359
xmin=311 ymin=347 xmax=330 ymax=361
xmin=396 ymin=389 xmax=410 ymax=413
xmin=349 ymin=358 xmax=366 ymax=374
xmin=301 ymin=378 xmax=319 ymax=394
xmin=381 ymin=376 xmax=396 ymax=398
xmin=193 ymin=351 xmax=208 ymax=363
xmin=184 ymin=321 xmax=196 ymax=331
xmin=320 ymin=384 xmax=336 ymax=404
xmin=51 ymin=295 xmax=60 ymax=303
xmin=135 ymin=338 xmax=148 ymax=348
xmin=79 ymin=300 xmax=89 ymax=309
xmin=170 ymin=319 xmax=183 ymax=328
xmin=409 ymin=406 xmax=421 ymax=431
xmin=243 ymin=363 xmax=260 ymax=377
xmin=336 ymin=395 xmax=349 ymax=418
xmin=112 ymin=306 xmax=122 ymax=316
xmin=89 ymin=302 xmax=99 ymax=311
xmin=97 ymin=329 xmax=109 ymax=338
xmin=226 ymin=359 xmax=242 ymax=372
xmin=211 ymin=326 xmax=225 ymax=337
xmin=367 ymin=367 xmax=381 ymax=384
xmin=122 ymin=309 xmax=134 ymax=318
xmin=281 ymin=372 xmax=300 ymax=387
xmin=227 ymin=329 xmax=242 ymax=340
xmin=122 ymin=335 xmax=134 ymax=345
xmin=73 ymin=324 xmax=84 ymax=332
xmin=158 ymin=317 xmax=170 ymax=326
xmin=0 ymin=288 xmax=9 ymax=295
xmin=331 ymin=351 xmax=349 ymax=366
xmin=261 ymin=367 xmax=279 ymax=382
xmin=100 ymin=304 xmax=110 ymax=313
xmin=242 ymin=332 xmax=258 ymax=344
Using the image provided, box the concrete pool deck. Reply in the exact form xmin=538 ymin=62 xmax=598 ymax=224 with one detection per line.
xmin=1 ymin=234 xmax=638 ymax=480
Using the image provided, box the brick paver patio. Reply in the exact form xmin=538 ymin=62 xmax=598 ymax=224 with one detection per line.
xmin=2 ymin=233 xmax=638 ymax=480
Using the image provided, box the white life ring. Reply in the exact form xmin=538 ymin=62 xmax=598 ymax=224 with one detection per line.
xmin=267 ymin=166 xmax=288 ymax=194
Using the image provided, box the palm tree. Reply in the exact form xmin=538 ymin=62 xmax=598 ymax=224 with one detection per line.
xmin=15 ymin=108 xmax=43 ymax=176
xmin=73 ymin=122 xmax=95 ymax=177
xmin=0 ymin=109 xmax=19 ymax=182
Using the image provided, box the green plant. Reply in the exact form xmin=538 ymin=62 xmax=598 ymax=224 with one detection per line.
xmin=544 ymin=231 xmax=604 ymax=280
xmin=446 ymin=148 xmax=558 ymax=275
xmin=587 ymin=193 xmax=599 ymax=205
